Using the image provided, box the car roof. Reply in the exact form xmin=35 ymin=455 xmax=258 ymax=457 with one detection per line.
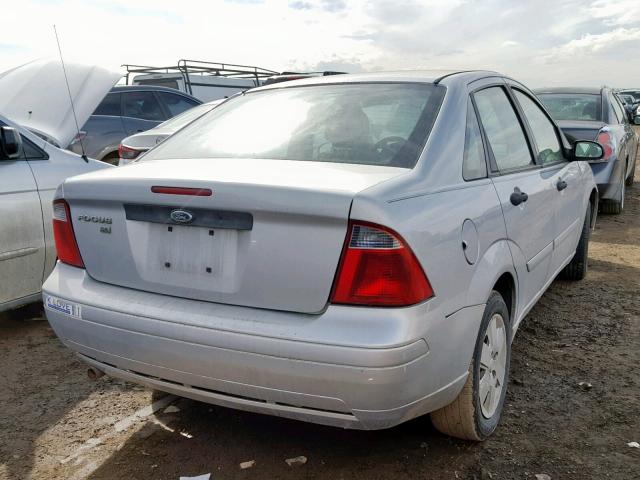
xmin=534 ymin=87 xmax=603 ymax=95
xmin=252 ymin=70 xmax=502 ymax=92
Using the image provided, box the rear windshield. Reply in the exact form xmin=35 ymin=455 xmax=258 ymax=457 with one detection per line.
xmin=537 ymin=93 xmax=601 ymax=121
xmin=143 ymin=83 xmax=445 ymax=168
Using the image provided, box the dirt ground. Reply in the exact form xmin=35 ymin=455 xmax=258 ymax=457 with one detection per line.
xmin=1 ymin=161 xmax=639 ymax=480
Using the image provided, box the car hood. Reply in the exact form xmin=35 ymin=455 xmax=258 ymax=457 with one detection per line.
xmin=0 ymin=59 xmax=121 ymax=147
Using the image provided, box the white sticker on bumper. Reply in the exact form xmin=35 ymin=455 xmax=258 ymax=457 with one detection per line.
xmin=45 ymin=295 xmax=82 ymax=319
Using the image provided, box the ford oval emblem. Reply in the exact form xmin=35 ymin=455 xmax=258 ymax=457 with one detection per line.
xmin=170 ymin=209 xmax=194 ymax=224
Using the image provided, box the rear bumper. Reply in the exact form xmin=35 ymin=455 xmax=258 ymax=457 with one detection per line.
xmin=43 ymin=263 xmax=483 ymax=430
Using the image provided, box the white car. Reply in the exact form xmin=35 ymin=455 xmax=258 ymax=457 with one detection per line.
xmin=118 ymin=100 xmax=223 ymax=165
xmin=0 ymin=59 xmax=119 ymax=312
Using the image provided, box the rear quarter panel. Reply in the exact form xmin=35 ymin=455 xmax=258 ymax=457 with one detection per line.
xmin=29 ymin=141 xmax=112 ymax=282
xmin=81 ymin=115 xmax=126 ymax=160
xmin=351 ymin=178 xmax=507 ymax=319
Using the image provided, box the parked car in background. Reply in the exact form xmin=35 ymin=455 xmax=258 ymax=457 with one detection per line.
xmin=45 ymin=70 xmax=601 ymax=440
xmin=536 ymin=87 xmax=638 ymax=214
xmin=118 ymin=99 xmax=223 ymax=165
xmin=68 ymin=85 xmax=202 ymax=164
xmin=618 ymin=89 xmax=640 ymax=102
xmin=0 ymin=59 xmax=116 ymax=312
xmin=124 ymin=60 xmax=277 ymax=102
xmin=617 ymin=93 xmax=640 ymax=121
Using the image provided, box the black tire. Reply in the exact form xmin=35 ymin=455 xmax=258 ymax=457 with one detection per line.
xmin=600 ymin=177 xmax=624 ymax=215
xmin=626 ymin=163 xmax=635 ymax=186
xmin=430 ymin=291 xmax=511 ymax=441
xmin=561 ymin=205 xmax=591 ymax=281
xmin=7 ymin=301 xmax=44 ymax=321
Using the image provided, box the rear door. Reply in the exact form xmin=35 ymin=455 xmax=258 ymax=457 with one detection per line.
xmin=474 ymin=85 xmax=557 ymax=316
xmin=81 ymin=92 xmax=126 ymax=159
xmin=0 ymin=130 xmax=45 ymax=306
xmin=121 ymin=90 xmax=166 ymax=136
xmin=510 ymin=87 xmax=584 ymax=275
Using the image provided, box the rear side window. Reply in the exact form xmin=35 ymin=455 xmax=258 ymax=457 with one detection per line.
xmin=93 ymin=93 xmax=121 ymax=116
xmin=122 ymin=91 xmax=165 ymax=121
xmin=474 ymin=87 xmax=533 ymax=172
xmin=21 ymin=136 xmax=48 ymax=159
xmin=157 ymin=92 xmax=199 ymax=117
xmin=144 ymin=83 xmax=446 ymax=168
xmin=514 ymin=90 xmax=563 ymax=165
xmin=462 ymin=101 xmax=487 ymax=180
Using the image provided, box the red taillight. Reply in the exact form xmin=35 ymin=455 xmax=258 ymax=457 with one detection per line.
xmin=596 ymin=131 xmax=614 ymax=160
xmin=118 ymin=144 xmax=143 ymax=160
xmin=52 ymin=199 xmax=84 ymax=268
xmin=331 ymin=221 xmax=433 ymax=307
xmin=151 ymin=186 xmax=213 ymax=196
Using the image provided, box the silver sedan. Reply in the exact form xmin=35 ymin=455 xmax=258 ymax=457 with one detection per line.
xmin=43 ymin=71 xmax=601 ymax=440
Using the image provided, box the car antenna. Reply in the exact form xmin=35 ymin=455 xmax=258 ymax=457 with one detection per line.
xmin=53 ymin=25 xmax=88 ymax=163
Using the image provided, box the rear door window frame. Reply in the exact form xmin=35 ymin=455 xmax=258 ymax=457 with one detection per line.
xmin=609 ymin=93 xmax=626 ymax=125
xmin=156 ymin=91 xmax=200 ymax=118
xmin=94 ymin=92 xmax=122 ymax=116
xmin=0 ymin=120 xmax=49 ymax=160
xmin=508 ymin=86 xmax=568 ymax=168
xmin=463 ymin=96 xmax=490 ymax=181
xmin=121 ymin=90 xmax=168 ymax=122
xmin=470 ymin=83 xmax=538 ymax=176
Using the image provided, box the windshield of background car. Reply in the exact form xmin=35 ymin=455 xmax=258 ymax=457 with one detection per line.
xmin=537 ymin=93 xmax=601 ymax=121
xmin=143 ymin=83 xmax=446 ymax=168
xmin=155 ymin=102 xmax=220 ymax=132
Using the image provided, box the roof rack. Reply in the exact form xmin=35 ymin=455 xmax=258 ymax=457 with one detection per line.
xmin=122 ymin=59 xmax=279 ymax=96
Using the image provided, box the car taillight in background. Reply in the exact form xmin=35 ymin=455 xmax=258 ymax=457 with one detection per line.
xmin=69 ymin=131 xmax=87 ymax=147
xmin=118 ymin=144 xmax=144 ymax=163
xmin=596 ymin=131 xmax=615 ymax=161
xmin=52 ymin=199 xmax=84 ymax=268
xmin=331 ymin=221 xmax=433 ymax=307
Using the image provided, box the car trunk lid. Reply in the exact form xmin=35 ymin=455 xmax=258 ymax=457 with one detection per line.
xmin=63 ymin=158 xmax=408 ymax=313
xmin=557 ymin=120 xmax=606 ymax=142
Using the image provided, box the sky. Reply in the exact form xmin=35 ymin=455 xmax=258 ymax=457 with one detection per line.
xmin=1 ymin=0 xmax=639 ymax=88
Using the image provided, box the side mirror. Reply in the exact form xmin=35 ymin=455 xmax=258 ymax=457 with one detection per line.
xmin=0 ymin=126 xmax=22 ymax=160
xmin=634 ymin=116 xmax=640 ymax=125
xmin=573 ymin=140 xmax=604 ymax=161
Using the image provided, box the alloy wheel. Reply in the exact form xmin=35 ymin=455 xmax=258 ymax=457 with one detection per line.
xmin=479 ymin=313 xmax=507 ymax=418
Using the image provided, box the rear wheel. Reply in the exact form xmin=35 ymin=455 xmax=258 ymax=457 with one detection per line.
xmin=626 ymin=162 xmax=635 ymax=186
xmin=561 ymin=204 xmax=591 ymax=281
xmin=600 ymin=177 xmax=624 ymax=214
xmin=431 ymin=291 xmax=511 ymax=441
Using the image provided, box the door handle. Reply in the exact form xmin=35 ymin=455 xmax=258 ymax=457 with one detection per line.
xmin=556 ymin=179 xmax=568 ymax=191
xmin=510 ymin=187 xmax=528 ymax=206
